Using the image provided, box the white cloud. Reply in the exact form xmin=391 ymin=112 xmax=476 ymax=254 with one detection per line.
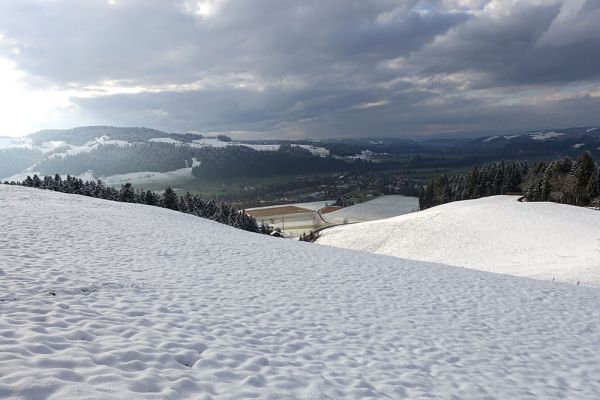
xmin=353 ymin=100 xmax=390 ymax=109
xmin=182 ymin=0 xmax=224 ymax=18
xmin=0 ymin=58 xmax=81 ymax=136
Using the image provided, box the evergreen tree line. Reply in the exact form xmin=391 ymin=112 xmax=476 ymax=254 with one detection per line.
xmin=419 ymin=160 xmax=528 ymax=210
xmin=5 ymin=174 xmax=269 ymax=234
xmin=419 ymin=151 xmax=600 ymax=210
xmin=522 ymin=151 xmax=599 ymax=206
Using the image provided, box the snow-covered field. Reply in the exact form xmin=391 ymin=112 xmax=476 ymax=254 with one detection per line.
xmin=191 ymin=138 xmax=280 ymax=152
xmin=2 ymin=186 xmax=600 ymax=399
xmin=247 ymin=196 xmax=418 ymax=237
xmin=319 ymin=196 xmax=600 ymax=287
xmin=191 ymin=138 xmax=230 ymax=148
xmin=291 ymin=144 xmax=330 ymax=157
xmin=148 ymin=137 xmax=182 ymax=145
xmin=323 ymin=195 xmax=419 ymax=224
xmin=100 ymin=167 xmax=195 ymax=186
xmin=247 ymin=201 xmax=336 ymax=238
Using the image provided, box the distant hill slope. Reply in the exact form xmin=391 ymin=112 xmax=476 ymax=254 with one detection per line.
xmin=318 ymin=196 xmax=600 ymax=286
xmin=0 ymin=126 xmax=203 ymax=180
xmin=1 ymin=124 xmax=599 ymax=182
xmin=468 ymin=126 xmax=600 ymax=158
xmin=29 ymin=126 xmax=201 ymax=146
xmin=0 ymin=126 xmax=350 ymax=181
xmin=2 ymin=185 xmax=600 ymax=398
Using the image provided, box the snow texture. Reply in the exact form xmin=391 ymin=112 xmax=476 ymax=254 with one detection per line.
xmin=319 ymin=196 xmax=600 ymax=287
xmin=2 ymin=187 xmax=600 ymax=399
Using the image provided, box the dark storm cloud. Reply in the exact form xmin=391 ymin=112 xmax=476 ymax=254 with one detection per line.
xmin=411 ymin=0 xmax=600 ymax=86
xmin=0 ymin=0 xmax=463 ymax=86
xmin=0 ymin=0 xmax=599 ymax=137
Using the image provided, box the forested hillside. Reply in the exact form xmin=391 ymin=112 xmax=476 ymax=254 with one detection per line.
xmin=33 ymin=141 xmax=370 ymax=179
xmin=29 ymin=126 xmax=201 ymax=146
xmin=191 ymin=145 xmax=372 ymax=179
xmin=37 ymin=143 xmax=197 ymax=176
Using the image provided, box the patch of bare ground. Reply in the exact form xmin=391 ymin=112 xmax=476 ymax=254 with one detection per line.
xmin=319 ymin=206 xmax=343 ymax=214
xmin=246 ymin=206 xmax=311 ymax=218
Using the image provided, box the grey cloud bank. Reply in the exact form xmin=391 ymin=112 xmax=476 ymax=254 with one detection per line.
xmin=0 ymin=0 xmax=598 ymax=138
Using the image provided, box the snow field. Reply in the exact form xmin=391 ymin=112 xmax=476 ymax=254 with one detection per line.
xmin=323 ymin=195 xmax=419 ymax=224
xmin=1 ymin=187 xmax=600 ymax=398
xmin=318 ymin=196 xmax=600 ymax=286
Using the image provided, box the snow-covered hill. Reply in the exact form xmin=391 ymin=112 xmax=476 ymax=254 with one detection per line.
xmin=0 ymin=128 xmax=325 ymax=182
xmin=318 ymin=196 xmax=600 ymax=286
xmin=2 ymin=186 xmax=600 ymax=399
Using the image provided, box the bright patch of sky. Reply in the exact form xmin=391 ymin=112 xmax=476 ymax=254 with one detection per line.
xmin=0 ymin=0 xmax=599 ymax=138
xmin=0 ymin=57 xmax=77 ymax=136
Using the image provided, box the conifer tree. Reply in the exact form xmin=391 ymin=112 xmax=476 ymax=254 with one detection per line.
xmin=162 ymin=187 xmax=179 ymax=210
xmin=119 ymin=183 xmax=135 ymax=203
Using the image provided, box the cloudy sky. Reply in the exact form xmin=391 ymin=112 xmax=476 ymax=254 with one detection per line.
xmin=0 ymin=0 xmax=599 ymax=138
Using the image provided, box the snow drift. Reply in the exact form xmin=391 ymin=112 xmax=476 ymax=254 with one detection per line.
xmin=318 ymin=196 xmax=600 ymax=286
xmin=2 ymin=187 xmax=600 ymax=399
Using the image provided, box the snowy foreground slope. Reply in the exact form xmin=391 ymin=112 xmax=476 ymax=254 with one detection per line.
xmin=319 ymin=196 xmax=600 ymax=287
xmin=2 ymin=187 xmax=600 ymax=399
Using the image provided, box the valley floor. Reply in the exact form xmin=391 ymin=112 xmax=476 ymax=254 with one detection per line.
xmin=1 ymin=187 xmax=600 ymax=399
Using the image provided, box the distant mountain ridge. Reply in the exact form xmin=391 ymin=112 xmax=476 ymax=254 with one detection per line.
xmin=28 ymin=126 xmax=202 ymax=146
xmin=0 ymin=125 xmax=599 ymax=184
xmin=468 ymin=126 xmax=600 ymax=157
